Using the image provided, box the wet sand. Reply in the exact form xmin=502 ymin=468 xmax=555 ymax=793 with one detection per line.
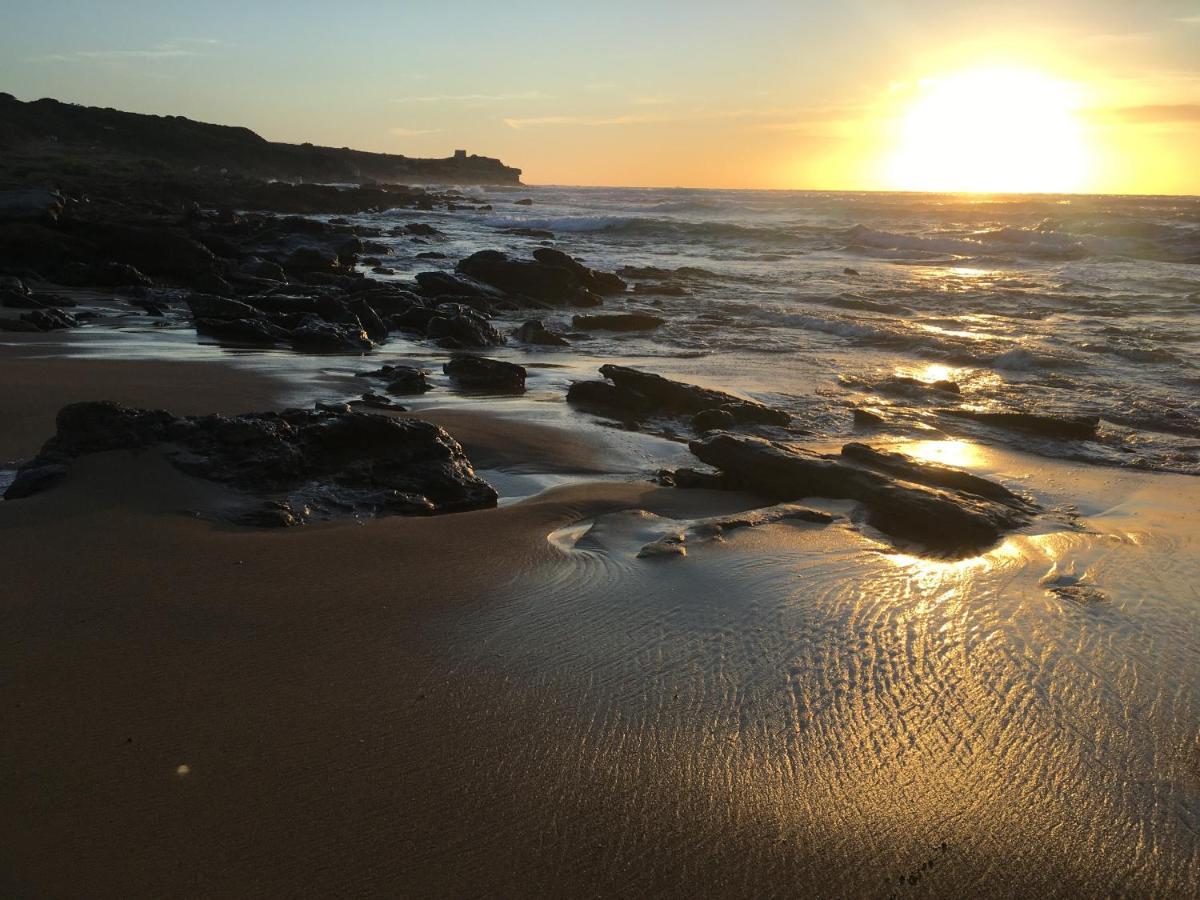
xmin=2 ymin=357 xmax=1198 ymax=897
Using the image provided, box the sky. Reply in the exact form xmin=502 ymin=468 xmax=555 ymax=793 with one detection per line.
xmin=2 ymin=0 xmax=1199 ymax=194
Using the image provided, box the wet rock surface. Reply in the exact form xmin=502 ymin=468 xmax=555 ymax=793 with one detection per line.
xmin=443 ymin=355 xmax=527 ymax=392
xmin=356 ymin=364 xmax=433 ymax=395
xmin=688 ymin=432 xmax=1033 ymax=556
xmin=513 ymin=319 xmax=569 ymax=346
xmin=840 ymin=442 xmax=1036 ymax=510
xmin=456 ymin=249 xmax=617 ymax=308
xmin=568 ymin=365 xmax=790 ymax=431
xmin=5 ymin=401 xmax=498 ymax=524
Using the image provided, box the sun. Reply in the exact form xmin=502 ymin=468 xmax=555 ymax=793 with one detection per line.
xmin=885 ymin=66 xmax=1092 ymax=194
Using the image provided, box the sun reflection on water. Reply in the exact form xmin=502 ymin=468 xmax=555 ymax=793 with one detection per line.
xmin=900 ymin=438 xmax=984 ymax=469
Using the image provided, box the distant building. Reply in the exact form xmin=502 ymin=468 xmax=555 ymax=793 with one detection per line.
xmin=453 ymin=149 xmax=467 ymax=159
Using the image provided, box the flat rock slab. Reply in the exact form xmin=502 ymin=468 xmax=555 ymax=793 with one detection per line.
xmin=689 ymin=433 xmax=1033 ymax=557
xmin=443 ymin=355 xmax=527 ymax=392
xmin=567 ymin=364 xmax=790 ymax=430
xmin=5 ymin=401 xmax=497 ymax=525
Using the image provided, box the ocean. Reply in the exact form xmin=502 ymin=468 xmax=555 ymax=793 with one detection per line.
xmin=368 ymin=186 xmax=1200 ymax=475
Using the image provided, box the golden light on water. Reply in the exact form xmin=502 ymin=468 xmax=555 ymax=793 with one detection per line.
xmin=916 ymin=363 xmax=954 ymax=383
xmin=886 ymin=66 xmax=1092 ymax=193
xmin=902 ymin=439 xmax=984 ymax=469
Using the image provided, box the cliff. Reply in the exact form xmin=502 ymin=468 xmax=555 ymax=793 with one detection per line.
xmin=0 ymin=93 xmax=522 ymax=186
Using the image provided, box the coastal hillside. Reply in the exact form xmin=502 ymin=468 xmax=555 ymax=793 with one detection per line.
xmin=0 ymin=93 xmax=521 ymax=186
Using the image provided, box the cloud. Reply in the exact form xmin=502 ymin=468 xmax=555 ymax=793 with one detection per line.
xmin=30 ymin=39 xmax=220 ymax=63
xmin=503 ymin=113 xmax=660 ymax=129
xmin=395 ymin=91 xmax=547 ymax=104
xmin=389 ymin=127 xmax=442 ymax=136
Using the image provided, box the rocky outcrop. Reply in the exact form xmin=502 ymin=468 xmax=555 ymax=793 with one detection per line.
xmin=456 ymin=250 xmax=609 ymax=307
xmin=443 ymin=355 xmax=527 ymax=392
xmin=356 ymin=364 xmax=433 ymax=395
xmin=531 ymin=248 xmax=626 ymax=295
xmin=840 ymin=443 xmax=1035 ymax=510
xmin=0 ymin=93 xmax=521 ymax=185
xmin=426 ymin=303 xmax=504 ymax=349
xmin=513 ymin=319 xmax=569 ymax=346
xmin=4 ymin=401 xmax=497 ymax=523
xmin=687 ymin=433 xmax=1032 ymax=557
xmin=567 ymin=365 xmax=790 ymax=430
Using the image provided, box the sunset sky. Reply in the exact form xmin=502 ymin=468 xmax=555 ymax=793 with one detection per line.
xmin=2 ymin=0 xmax=1198 ymax=194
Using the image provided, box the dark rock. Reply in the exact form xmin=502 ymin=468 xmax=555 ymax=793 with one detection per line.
xmin=237 ymin=500 xmax=308 ymax=528
xmin=532 ymin=248 xmax=626 ymax=295
xmin=426 ymin=303 xmax=504 ymax=348
xmin=351 ymin=392 xmax=407 ymax=411
xmin=693 ymin=409 xmax=736 ymax=432
xmin=390 ymin=306 xmax=439 ymax=332
xmin=515 ymin=198 xmax=534 ymax=205
xmin=443 ymin=355 xmax=526 ymax=392
xmin=456 ymin=250 xmax=601 ymax=307
xmin=289 ymin=316 xmax=373 ymax=352
xmin=131 ymin=300 xmax=169 ymax=317
xmin=288 ymin=246 xmax=340 ymax=271
xmin=513 ymin=319 xmax=569 ymax=346
xmin=63 ymin=262 xmax=153 ymax=288
xmin=239 ymin=257 xmax=288 ymax=281
xmin=187 ymin=293 xmax=261 ymax=320
xmin=346 ymin=287 xmax=424 ymax=317
xmin=5 ymin=401 xmax=497 ymax=520
xmin=348 ymin=298 xmax=390 ymax=344
xmin=336 ymin=238 xmax=365 ymax=262
xmin=840 ymin=443 xmax=1035 ymax=510
xmin=85 ymin=224 xmax=216 ymax=278
xmin=689 ymin=433 xmax=1032 ymax=557
xmin=1 ymin=289 xmax=46 ymax=309
xmin=571 ymin=312 xmax=664 ymax=332
xmin=942 ymin=409 xmax=1100 ymax=440
xmin=0 ymin=275 xmax=28 ymax=296
xmin=372 ymin=266 xmax=396 ymax=275
xmin=415 ymin=252 xmax=446 ymax=260
xmin=22 ymin=308 xmax=79 ymax=330
xmin=194 ymin=316 xmax=290 ymax=345
xmin=355 ymin=364 xmax=432 ymax=395
xmin=567 ymin=365 xmax=790 ymax=428
xmin=0 ymin=316 xmax=43 ymax=332
xmin=871 ymin=375 xmax=960 ymax=397
xmin=239 ymin=295 xmax=321 ymax=317
xmin=843 ymin=267 xmax=860 ymax=276
xmin=670 ymin=467 xmax=729 ymax=490
xmin=852 ymin=408 xmax=886 ymax=428
xmin=415 ymin=270 xmax=506 ymax=301
xmin=192 ymin=271 xmax=234 ymax=296
xmin=432 ymin=294 xmax=495 ymax=315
